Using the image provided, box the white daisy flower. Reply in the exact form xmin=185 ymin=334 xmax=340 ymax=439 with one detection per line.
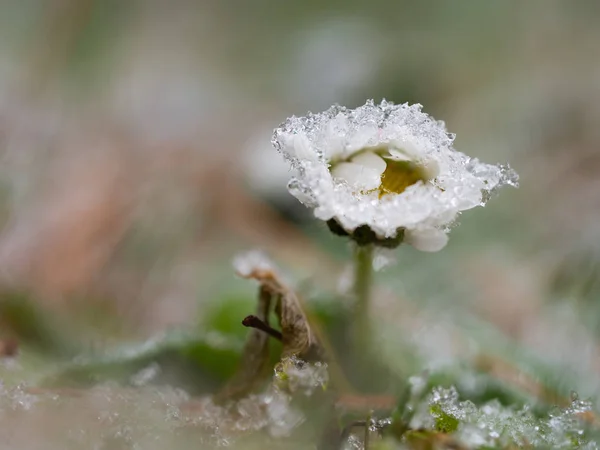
xmin=272 ymin=100 xmax=518 ymax=252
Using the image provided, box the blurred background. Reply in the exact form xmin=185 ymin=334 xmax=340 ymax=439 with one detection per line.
xmin=1 ymin=0 xmax=600 ymax=439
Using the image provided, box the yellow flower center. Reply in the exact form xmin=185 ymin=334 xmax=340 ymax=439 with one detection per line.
xmin=329 ymin=147 xmax=433 ymax=197
xmin=378 ymin=158 xmax=429 ymax=198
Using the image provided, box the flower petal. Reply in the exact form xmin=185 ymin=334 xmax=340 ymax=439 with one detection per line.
xmin=283 ymin=133 xmax=318 ymax=162
xmin=387 ymin=149 xmax=413 ymax=162
xmin=321 ymin=116 xmax=348 ymax=160
xmin=391 ymin=138 xmax=423 ymax=158
xmin=405 ymin=228 xmax=448 ymax=252
xmin=422 ymin=158 xmax=440 ymax=179
xmin=331 ymin=162 xmax=381 ymax=191
xmin=388 ymin=148 xmax=439 ymax=179
xmin=351 ymin=151 xmax=387 ymax=175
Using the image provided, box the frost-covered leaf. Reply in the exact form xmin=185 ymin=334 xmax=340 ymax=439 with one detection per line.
xmin=42 ymin=329 xmax=244 ymax=394
xmin=405 ymin=385 xmax=600 ymax=449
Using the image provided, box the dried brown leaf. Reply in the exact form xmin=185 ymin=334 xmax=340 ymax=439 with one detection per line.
xmin=216 ymin=261 xmax=326 ymax=403
xmin=238 ymin=264 xmax=324 ymax=361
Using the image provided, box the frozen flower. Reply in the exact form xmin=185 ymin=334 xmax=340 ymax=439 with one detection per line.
xmin=272 ymin=100 xmax=518 ymax=252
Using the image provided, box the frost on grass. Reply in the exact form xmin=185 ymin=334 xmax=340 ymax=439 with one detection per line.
xmin=0 ymin=365 xmax=330 ymax=450
xmin=406 ymin=385 xmax=600 ymax=449
xmin=0 ymin=382 xmax=274 ymax=448
xmin=3 ymin=377 xmax=597 ymax=450
xmin=273 ymin=100 xmax=518 ymax=251
xmin=0 ymin=382 xmax=197 ymax=449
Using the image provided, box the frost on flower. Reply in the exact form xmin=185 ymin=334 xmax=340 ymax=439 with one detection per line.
xmin=272 ymin=100 xmax=518 ymax=252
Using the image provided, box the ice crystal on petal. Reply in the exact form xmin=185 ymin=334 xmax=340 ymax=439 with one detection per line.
xmin=272 ymin=100 xmax=518 ymax=251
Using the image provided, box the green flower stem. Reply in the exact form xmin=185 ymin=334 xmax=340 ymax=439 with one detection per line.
xmin=353 ymin=244 xmax=374 ymax=353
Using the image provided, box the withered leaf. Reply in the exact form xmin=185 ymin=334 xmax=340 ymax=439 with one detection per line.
xmin=217 ymin=263 xmax=325 ymax=402
xmin=241 ymin=264 xmax=324 ymax=361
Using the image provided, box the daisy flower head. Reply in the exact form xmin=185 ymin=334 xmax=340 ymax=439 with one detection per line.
xmin=272 ymin=100 xmax=518 ymax=252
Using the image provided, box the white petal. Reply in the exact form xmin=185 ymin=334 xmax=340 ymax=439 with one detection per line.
xmin=422 ymin=158 xmax=440 ymax=178
xmin=321 ymin=117 xmax=347 ymax=160
xmin=391 ymin=138 xmax=423 ymax=157
xmin=331 ymin=162 xmax=381 ymax=191
xmin=350 ymin=151 xmax=387 ymax=174
xmin=346 ymin=125 xmax=378 ymax=154
xmin=289 ymin=185 xmax=316 ymax=206
xmin=388 ymin=149 xmax=439 ymax=179
xmin=283 ymin=133 xmax=318 ymax=162
xmin=387 ymin=149 xmax=413 ymax=161
xmin=405 ymin=228 xmax=448 ymax=252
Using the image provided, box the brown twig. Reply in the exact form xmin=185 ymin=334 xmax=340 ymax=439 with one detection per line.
xmin=241 ymin=315 xmax=283 ymax=341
